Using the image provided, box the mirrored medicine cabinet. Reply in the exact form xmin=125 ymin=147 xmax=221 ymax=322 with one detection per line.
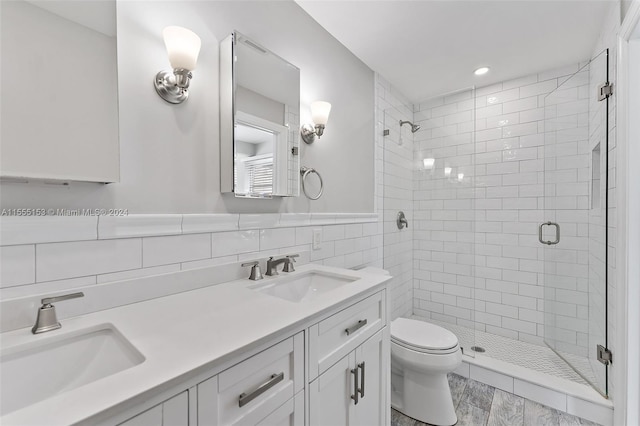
xmin=220 ymin=31 xmax=300 ymax=198
xmin=0 ymin=0 xmax=119 ymax=183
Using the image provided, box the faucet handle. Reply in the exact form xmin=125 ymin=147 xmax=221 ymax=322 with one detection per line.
xmin=32 ymin=292 xmax=84 ymax=334
xmin=41 ymin=292 xmax=84 ymax=306
xmin=283 ymin=254 xmax=299 ymax=272
xmin=241 ymin=261 xmax=263 ymax=281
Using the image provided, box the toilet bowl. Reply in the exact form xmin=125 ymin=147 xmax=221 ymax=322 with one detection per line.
xmin=390 ymin=318 xmax=462 ymax=426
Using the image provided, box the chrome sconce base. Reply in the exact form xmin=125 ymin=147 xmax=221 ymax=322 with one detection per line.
xmin=154 ymin=68 xmax=192 ymax=104
xmin=301 ymin=123 xmax=325 ymax=144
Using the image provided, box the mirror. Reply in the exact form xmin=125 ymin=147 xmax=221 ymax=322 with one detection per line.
xmin=0 ymin=0 xmax=119 ymax=183
xmin=220 ymin=31 xmax=300 ymax=198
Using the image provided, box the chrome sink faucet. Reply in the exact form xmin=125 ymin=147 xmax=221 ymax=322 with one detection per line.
xmin=32 ymin=292 xmax=84 ymax=334
xmin=266 ymin=254 xmax=299 ymax=276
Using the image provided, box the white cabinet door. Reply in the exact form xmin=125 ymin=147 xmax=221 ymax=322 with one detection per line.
xmin=353 ymin=329 xmax=386 ymax=426
xmin=309 ymin=352 xmax=355 ymax=426
xmin=118 ymin=391 xmax=189 ymax=426
xmin=309 ymin=329 xmax=387 ymax=426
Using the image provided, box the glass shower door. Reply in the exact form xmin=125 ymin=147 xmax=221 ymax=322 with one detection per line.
xmin=542 ymin=49 xmax=609 ymax=396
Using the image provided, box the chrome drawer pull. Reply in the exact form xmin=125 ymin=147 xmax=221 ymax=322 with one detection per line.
xmin=358 ymin=362 xmax=365 ymax=398
xmin=350 ymin=367 xmax=359 ymax=405
xmin=345 ymin=319 xmax=367 ymax=335
xmin=238 ymin=372 xmax=284 ymax=407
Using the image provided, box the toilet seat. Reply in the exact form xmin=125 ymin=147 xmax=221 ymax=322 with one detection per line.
xmin=391 ymin=318 xmax=459 ymax=354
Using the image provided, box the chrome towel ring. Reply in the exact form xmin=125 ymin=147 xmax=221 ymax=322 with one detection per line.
xmin=300 ymin=166 xmax=324 ymax=200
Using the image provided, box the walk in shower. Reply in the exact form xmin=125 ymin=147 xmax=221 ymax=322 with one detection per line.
xmin=382 ymin=49 xmax=610 ymax=397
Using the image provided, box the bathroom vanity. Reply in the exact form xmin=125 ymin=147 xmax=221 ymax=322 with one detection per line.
xmin=0 ymin=264 xmax=390 ymax=426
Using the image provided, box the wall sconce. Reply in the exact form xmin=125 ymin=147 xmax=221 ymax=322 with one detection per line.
xmin=301 ymin=101 xmax=331 ymax=144
xmin=154 ymin=26 xmax=201 ymax=104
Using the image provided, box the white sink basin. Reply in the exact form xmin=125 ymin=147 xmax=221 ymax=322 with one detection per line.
xmin=0 ymin=323 xmax=144 ymax=416
xmin=250 ymin=271 xmax=358 ymax=303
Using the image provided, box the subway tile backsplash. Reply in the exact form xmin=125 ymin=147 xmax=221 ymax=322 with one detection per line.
xmin=0 ymin=213 xmax=382 ymax=315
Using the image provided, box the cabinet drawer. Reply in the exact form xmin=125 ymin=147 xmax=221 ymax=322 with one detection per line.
xmin=308 ymin=291 xmax=385 ymax=380
xmin=256 ymin=391 xmax=304 ymax=426
xmin=198 ymin=333 xmax=303 ymax=426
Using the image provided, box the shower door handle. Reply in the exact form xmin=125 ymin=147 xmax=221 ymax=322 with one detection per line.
xmin=538 ymin=222 xmax=560 ymax=245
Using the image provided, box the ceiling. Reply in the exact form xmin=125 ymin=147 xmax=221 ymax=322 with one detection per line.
xmin=296 ymin=0 xmax=613 ymax=102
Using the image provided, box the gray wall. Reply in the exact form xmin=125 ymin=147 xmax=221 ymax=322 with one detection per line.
xmin=0 ymin=1 xmax=375 ymax=214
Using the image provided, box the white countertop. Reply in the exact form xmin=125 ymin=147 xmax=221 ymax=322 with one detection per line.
xmin=0 ymin=264 xmax=390 ymax=426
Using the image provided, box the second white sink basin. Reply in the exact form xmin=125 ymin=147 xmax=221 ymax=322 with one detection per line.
xmin=250 ymin=271 xmax=357 ymax=303
xmin=0 ymin=323 xmax=144 ymax=416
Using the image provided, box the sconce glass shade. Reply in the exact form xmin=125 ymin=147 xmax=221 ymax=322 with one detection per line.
xmin=423 ymin=158 xmax=435 ymax=169
xmin=155 ymin=26 xmax=201 ymax=104
xmin=310 ymin=101 xmax=331 ymax=125
xmin=163 ymin=26 xmax=201 ymax=71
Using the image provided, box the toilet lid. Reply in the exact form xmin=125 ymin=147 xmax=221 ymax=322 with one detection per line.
xmin=391 ymin=318 xmax=458 ymax=351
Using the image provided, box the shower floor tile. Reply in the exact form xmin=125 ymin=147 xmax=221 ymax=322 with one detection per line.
xmin=411 ymin=315 xmax=595 ymax=386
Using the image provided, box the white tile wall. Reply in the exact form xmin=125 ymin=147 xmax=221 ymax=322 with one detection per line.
xmin=0 ymin=216 xmax=97 ymax=245
xmin=412 ymin=63 xmax=596 ymax=348
xmin=0 ymin=245 xmax=35 ymax=287
xmin=37 ymin=239 xmax=143 ymax=282
xmin=211 ymin=230 xmax=259 ymax=257
xmin=98 ymin=215 xmax=182 ymax=239
xmin=142 ymin=234 xmax=211 ymax=267
xmin=377 ymin=74 xmax=414 ymax=320
xmin=0 ymin=212 xmax=381 ymax=330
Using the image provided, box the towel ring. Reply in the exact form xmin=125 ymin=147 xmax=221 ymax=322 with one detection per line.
xmin=300 ymin=166 xmax=324 ymax=200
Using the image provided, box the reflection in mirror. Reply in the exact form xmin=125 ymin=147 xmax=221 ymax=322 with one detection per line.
xmin=220 ymin=32 xmax=300 ymax=198
xmin=0 ymin=0 xmax=119 ymax=183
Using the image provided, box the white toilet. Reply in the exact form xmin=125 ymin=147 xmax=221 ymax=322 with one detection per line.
xmin=390 ymin=318 xmax=462 ymax=426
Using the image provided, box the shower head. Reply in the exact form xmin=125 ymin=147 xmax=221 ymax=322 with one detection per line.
xmin=399 ymin=120 xmax=421 ymax=133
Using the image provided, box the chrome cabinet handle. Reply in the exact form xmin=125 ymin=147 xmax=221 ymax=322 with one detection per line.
xmin=238 ymin=372 xmax=284 ymax=407
xmin=350 ymin=367 xmax=359 ymax=405
xmin=538 ymin=221 xmax=560 ymax=245
xmin=358 ymin=362 xmax=365 ymax=398
xmin=345 ymin=319 xmax=367 ymax=335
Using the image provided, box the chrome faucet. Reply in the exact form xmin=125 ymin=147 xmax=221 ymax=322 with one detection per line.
xmin=397 ymin=211 xmax=409 ymax=229
xmin=32 ymin=292 xmax=84 ymax=334
xmin=266 ymin=254 xmax=299 ymax=276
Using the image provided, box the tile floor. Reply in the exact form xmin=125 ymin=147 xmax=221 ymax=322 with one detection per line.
xmin=391 ymin=374 xmax=602 ymax=426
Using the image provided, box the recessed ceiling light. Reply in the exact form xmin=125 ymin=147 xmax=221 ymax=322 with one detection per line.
xmin=474 ymin=67 xmax=490 ymax=76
